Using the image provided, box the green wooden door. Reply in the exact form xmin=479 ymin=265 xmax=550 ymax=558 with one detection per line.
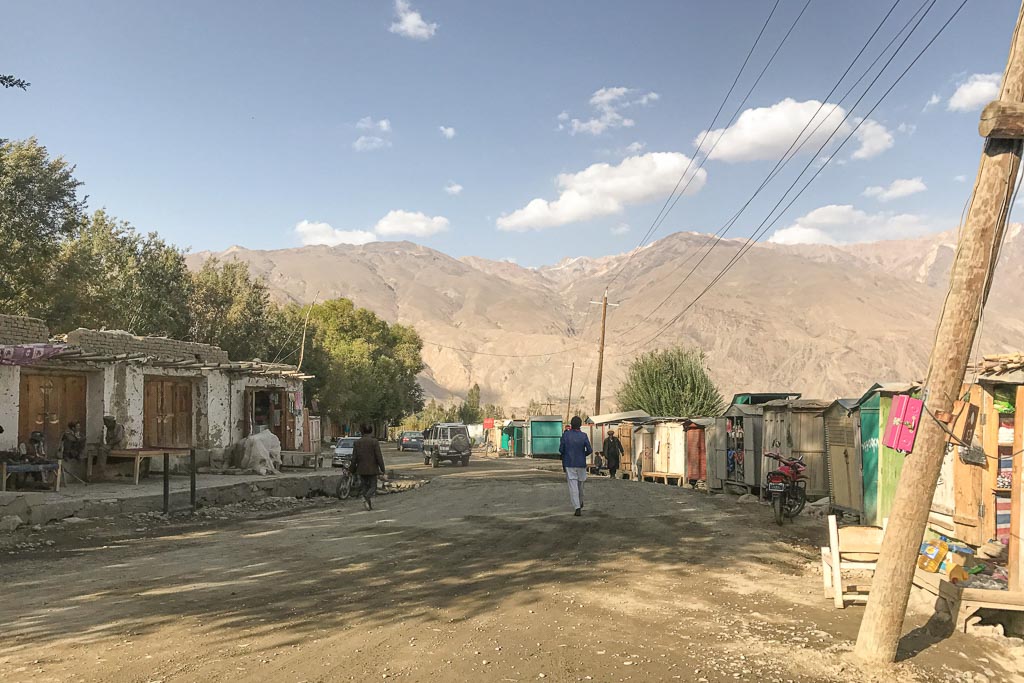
xmin=860 ymin=397 xmax=880 ymax=526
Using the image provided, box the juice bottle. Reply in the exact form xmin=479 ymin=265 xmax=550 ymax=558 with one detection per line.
xmin=917 ymin=540 xmax=949 ymax=573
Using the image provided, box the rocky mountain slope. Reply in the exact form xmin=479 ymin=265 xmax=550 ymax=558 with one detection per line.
xmin=187 ymin=228 xmax=1024 ymax=411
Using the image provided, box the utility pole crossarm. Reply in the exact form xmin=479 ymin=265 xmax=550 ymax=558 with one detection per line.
xmin=855 ymin=0 xmax=1024 ymax=663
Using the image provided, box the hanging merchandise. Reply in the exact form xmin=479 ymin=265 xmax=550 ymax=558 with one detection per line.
xmin=883 ymin=394 xmax=924 ymax=453
xmin=993 ymin=386 xmax=1017 ymax=414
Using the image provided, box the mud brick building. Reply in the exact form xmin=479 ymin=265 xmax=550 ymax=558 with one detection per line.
xmin=0 ymin=314 xmax=312 ymax=470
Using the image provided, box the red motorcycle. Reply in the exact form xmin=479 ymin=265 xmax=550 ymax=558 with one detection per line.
xmin=764 ymin=441 xmax=808 ymax=526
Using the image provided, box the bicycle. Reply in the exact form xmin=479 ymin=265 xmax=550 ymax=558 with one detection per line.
xmin=335 ymin=468 xmax=385 ymax=500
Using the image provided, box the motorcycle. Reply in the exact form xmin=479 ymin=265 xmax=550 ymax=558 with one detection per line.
xmin=764 ymin=441 xmax=808 ymax=526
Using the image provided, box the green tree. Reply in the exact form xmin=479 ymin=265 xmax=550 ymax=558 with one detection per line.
xmin=617 ymin=347 xmax=725 ymax=417
xmin=51 ymin=210 xmax=192 ymax=336
xmin=1 ymin=75 xmax=30 ymax=90
xmin=482 ymin=403 xmax=506 ymax=420
xmin=0 ymin=138 xmax=86 ymax=319
xmin=189 ymin=258 xmax=275 ymax=360
xmin=458 ymin=383 xmax=483 ymax=423
xmin=303 ymin=298 xmax=425 ymax=427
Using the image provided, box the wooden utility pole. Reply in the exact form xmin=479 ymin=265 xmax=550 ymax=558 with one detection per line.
xmin=855 ymin=1 xmax=1024 ymax=663
xmin=566 ymin=362 xmax=575 ymax=423
xmin=591 ymin=291 xmax=619 ymax=415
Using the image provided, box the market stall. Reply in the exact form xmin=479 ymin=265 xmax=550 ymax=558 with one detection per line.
xmin=760 ymin=399 xmax=831 ymax=499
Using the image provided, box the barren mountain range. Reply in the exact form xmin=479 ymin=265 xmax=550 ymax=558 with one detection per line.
xmin=187 ymin=226 xmax=1024 ymax=412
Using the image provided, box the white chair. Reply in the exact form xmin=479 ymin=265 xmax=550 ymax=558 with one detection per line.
xmin=820 ymin=514 xmax=887 ymax=608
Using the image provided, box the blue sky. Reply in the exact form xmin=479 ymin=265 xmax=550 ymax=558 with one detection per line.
xmin=2 ymin=0 xmax=1017 ymax=265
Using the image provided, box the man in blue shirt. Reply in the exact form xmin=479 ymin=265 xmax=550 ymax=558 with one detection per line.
xmin=559 ymin=416 xmax=593 ymax=516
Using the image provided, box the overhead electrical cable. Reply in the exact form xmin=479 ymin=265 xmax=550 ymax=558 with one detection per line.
xmin=619 ymin=0 xmax=969 ymax=356
xmin=603 ymin=0 xmax=784 ymax=292
xmin=611 ymin=0 xmax=924 ymax=342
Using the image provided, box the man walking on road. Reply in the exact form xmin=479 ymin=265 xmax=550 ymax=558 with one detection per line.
xmin=351 ymin=424 xmax=386 ymax=511
xmin=602 ymin=429 xmax=624 ymax=480
xmin=559 ymin=416 xmax=592 ymax=516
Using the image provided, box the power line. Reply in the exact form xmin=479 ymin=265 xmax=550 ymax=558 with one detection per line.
xmin=622 ymin=0 xmax=814 ymax=270
xmin=619 ymin=0 xmax=968 ymax=356
xmin=602 ymin=0 xmax=786 ymax=290
xmin=610 ymin=0 xmax=921 ymax=343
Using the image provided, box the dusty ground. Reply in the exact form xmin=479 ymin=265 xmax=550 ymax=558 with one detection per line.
xmin=0 ymin=451 xmax=1020 ymax=683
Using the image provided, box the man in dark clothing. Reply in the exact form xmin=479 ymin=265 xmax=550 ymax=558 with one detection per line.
xmin=350 ymin=424 xmax=386 ymax=510
xmin=559 ymin=415 xmax=592 ymax=516
xmin=602 ymin=429 xmax=624 ymax=479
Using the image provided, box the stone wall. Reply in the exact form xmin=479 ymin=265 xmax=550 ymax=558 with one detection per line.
xmin=0 ymin=315 xmax=49 ymax=345
xmin=66 ymin=329 xmax=230 ymax=363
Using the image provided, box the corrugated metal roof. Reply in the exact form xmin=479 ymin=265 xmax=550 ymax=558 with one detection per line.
xmin=855 ymin=382 xmax=922 ymax=407
xmin=835 ymin=398 xmax=860 ymax=411
xmin=732 ymin=392 xmax=801 ymax=405
xmin=588 ymin=410 xmax=652 ymax=425
xmin=762 ymin=398 xmax=832 ymax=411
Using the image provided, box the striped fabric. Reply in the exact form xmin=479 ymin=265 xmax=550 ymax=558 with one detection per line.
xmin=996 ymin=494 xmax=1013 ymax=544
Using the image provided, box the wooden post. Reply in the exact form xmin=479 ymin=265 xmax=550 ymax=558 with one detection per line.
xmin=855 ymin=1 xmax=1024 ymax=662
xmin=190 ymin=448 xmax=197 ymax=512
xmin=594 ymin=292 xmax=609 ymax=416
xmin=565 ymin=362 xmax=575 ymax=423
xmin=163 ymin=452 xmax=170 ymax=515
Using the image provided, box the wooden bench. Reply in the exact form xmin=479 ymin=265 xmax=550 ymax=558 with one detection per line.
xmin=0 ymin=460 xmax=62 ymax=492
xmin=88 ymin=449 xmax=191 ymax=485
xmin=821 ymin=514 xmax=887 ymax=608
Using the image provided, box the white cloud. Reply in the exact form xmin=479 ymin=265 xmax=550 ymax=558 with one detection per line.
xmin=852 ymin=119 xmax=894 ymax=159
xmin=295 ymin=220 xmax=377 ymax=246
xmin=954 ymin=175 xmax=968 ymax=183
xmin=560 ymin=86 xmax=659 ymax=136
xmin=695 ymin=98 xmax=848 ymax=162
xmin=863 ymin=177 xmax=927 ymax=202
xmin=439 ymin=126 xmax=456 ymax=139
xmin=694 ymin=97 xmax=891 ymax=162
xmin=497 ymin=151 xmax=707 ymax=231
xmin=357 ymin=116 xmax=391 ymax=132
xmin=389 ymin=0 xmax=437 ymax=40
xmin=611 ymin=223 xmax=631 ymax=235
xmin=625 ymin=141 xmax=646 ymax=154
xmin=948 ymin=73 xmax=1001 ymax=112
xmin=896 ymin=122 xmax=916 ymax=135
xmin=924 ymin=93 xmax=941 ymax=111
xmin=373 ymin=209 xmax=449 ymax=237
xmin=353 ymin=135 xmax=391 ymax=151
xmin=444 ymin=181 xmax=463 ymax=196
xmin=769 ymin=204 xmax=930 ymax=245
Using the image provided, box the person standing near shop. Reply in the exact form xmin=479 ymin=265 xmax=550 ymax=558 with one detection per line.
xmin=602 ymin=429 xmax=624 ymax=480
xmin=350 ymin=424 xmax=386 ymax=511
xmin=559 ymin=416 xmax=592 ymax=516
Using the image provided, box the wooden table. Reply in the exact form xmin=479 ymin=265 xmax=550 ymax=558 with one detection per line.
xmin=88 ymin=449 xmax=191 ymax=485
xmin=1 ymin=460 xmax=62 ymax=492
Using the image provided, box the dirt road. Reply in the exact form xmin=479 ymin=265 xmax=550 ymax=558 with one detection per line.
xmin=0 ymin=453 xmax=1018 ymax=682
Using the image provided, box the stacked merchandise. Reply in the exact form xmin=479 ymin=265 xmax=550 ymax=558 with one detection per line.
xmin=994 ymin=387 xmax=1015 ymax=544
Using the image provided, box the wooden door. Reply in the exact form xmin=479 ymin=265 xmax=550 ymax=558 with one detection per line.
xmin=144 ymin=378 xmax=193 ymax=449
xmin=282 ymin=391 xmax=297 ymax=450
xmin=686 ymin=425 xmax=707 ymax=481
xmin=19 ymin=373 xmax=87 ymax=457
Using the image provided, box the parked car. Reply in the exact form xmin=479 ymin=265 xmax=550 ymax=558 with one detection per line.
xmin=422 ymin=423 xmax=472 ymax=467
xmin=398 ymin=430 xmax=424 ymax=452
xmin=332 ymin=437 xmax=358 ymax=468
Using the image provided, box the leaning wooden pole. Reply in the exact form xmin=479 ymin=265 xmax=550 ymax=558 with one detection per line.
xmin=855 ymin=1 xmax=1024 ymax=663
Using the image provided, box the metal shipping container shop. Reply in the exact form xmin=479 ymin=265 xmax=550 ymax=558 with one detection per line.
xmin=714 ymin=404 xmax=765 ymax=493
xmin=760 ymin=399 xmax=832 ymax=499
xmin=824 ymin=399 xmax=862 ymax=516
xmin=529 ymin=416 xmax=563 ymax=458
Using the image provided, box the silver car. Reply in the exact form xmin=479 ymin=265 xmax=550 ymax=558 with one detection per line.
xmin=332 ymin=437 xmax=358 ymax=468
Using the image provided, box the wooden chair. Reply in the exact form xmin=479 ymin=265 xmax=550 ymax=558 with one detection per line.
xmin=820 ymin=514 xmax=887 ymax=608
